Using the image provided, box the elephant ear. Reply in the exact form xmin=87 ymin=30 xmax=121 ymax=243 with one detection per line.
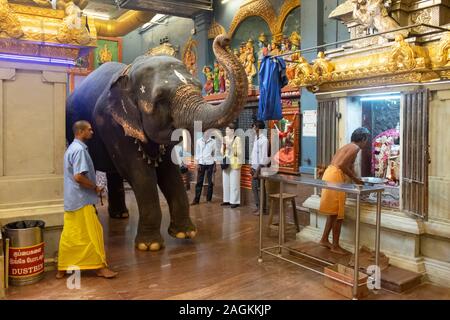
xmin=108 ymin=73 xmax=148 ymax=143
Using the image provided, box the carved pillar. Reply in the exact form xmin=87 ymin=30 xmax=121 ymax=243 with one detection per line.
xmin=193 ymin=11 xmax=213 ymax=87
xmin=0 ymin=61 xmax=66 ymax=264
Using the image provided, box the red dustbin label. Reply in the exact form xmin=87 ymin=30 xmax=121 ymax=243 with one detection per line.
xmin=9 ymin=242 xmax=45 ymax=278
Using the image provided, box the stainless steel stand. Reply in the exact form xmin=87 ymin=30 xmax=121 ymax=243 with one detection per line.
xmin=258 ymin=173 xmax=384 ymax=300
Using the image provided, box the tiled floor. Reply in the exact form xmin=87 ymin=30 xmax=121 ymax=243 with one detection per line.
xmin=5 ymin=190 xmax=450 ymax=300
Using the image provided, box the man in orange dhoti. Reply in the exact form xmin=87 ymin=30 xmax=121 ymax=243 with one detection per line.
xmin=319 ymin=127 xmax=370 ymax=254
xmin=56 ymin=121 xmax=117 ymax=279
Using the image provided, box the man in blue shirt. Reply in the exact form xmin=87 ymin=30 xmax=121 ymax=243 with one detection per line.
xmin=56 ymin=120 xmax=117 ymax=279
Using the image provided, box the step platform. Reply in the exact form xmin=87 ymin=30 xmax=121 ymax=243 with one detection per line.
xmin=286 ymin=241 xmax=422 ymax=294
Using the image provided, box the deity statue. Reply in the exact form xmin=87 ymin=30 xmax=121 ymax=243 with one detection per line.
xmin=257 ymin=33 xmax=268 ymax=69
xmin=183 ymin=39 xmax=197 ymax=77
xmin=350 ymin=0 xmax=408 ymax=42
xmin=56 ymin=1 xmax=91 ymax=45
xmin=184 ymin=50 xmax=197 ymax=76
xmin=269 ymin=40 xmax=281 ymax=56
xmin=202 ymin=66 xmax=214 ymax=95
xmin=213 ymin=61 xmax=220 ymax=93
xmin=238 ymin=43 xmax=247 ymax=66
xmin=219 ymin=66 xmax=226 ymax=93
xmin=244 ymin=38 xmax=257 ymax=89
xmin=281 ymin=37 xmax=291 ymax=54
xmin=98 ymin=43 xmax=113 ymax=65
xmin=289 ymin=31 xmax=301 ymax=52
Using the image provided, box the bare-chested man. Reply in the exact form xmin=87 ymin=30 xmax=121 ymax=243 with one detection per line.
xmin=318 ymin=127 xmax=370 ymax=255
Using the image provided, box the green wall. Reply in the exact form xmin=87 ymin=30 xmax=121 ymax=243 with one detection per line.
xmin=283 ymin=6 xmax=301 ymax=38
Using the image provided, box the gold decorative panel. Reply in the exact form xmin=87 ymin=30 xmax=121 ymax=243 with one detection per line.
xmin=289 ymin=34 xmax=450 ymax=92
xmin=0 ymin=1 xmax=96 ymax=61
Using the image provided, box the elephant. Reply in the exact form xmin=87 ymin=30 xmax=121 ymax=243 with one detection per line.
xmin=66 ymin=35 xmax=248 ymax=251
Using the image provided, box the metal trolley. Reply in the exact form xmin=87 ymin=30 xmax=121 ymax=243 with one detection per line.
xmin=258 ymin=173 xmax=384 ymax=300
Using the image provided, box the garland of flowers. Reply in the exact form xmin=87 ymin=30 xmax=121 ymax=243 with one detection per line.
xmin=371 ymin=128 xmax=400 ymax=177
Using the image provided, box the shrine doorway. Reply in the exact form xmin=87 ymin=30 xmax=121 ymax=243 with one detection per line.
xmin=360 ymin=94 xmax=401 ymax=180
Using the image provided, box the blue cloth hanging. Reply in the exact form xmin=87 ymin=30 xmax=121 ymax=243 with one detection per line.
xmin=257 ymin=56 xmax=288 ymax=121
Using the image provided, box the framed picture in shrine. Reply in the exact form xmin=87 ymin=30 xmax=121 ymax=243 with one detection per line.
xmin=269 ymin=100 xmax=301 ymax=174
xmin=93 ymin=37 xmax=122 ymax=69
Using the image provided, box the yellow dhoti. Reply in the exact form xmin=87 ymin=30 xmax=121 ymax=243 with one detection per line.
xmin=319 ymin=165 xmax=346 ymax=220
xmin=58 ymin=204 xmax=107 ymax=271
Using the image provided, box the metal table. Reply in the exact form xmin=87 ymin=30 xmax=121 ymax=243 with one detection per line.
xmin=258 ymin=173 xmax=384 ymax=299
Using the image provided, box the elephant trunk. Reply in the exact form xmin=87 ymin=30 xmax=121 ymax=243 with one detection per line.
xmin=172 ymin=35 xmax=248 ymax=130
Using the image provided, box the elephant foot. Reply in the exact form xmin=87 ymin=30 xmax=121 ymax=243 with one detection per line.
xmin=168 ymin=224 xmax=197 ymax=240
xmin=135 ymin=242 xmax=164 ymax=251
xmin=173 ymin=230 xmax=197 ymax=239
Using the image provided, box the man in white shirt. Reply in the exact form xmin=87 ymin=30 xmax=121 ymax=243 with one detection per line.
xmin=192 ymin=131 xmax=217 ymax=205
xmin=251 ymin=120 xmax=270 ymax=214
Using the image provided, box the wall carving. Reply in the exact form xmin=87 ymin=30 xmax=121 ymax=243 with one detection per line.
xmin=56 ymin=1 xmax=91 ymax=45
xmin=0 ymin=1 xmax=96 ymax=61
xmin=0 ymin=0 xmax=24 ymax=38
xmin=411 ymin=8 xmax=432 ymax=33
xmin=388 ymin=35 xmax=421 ymax=71
xmin=288 ymin=33 xmax=449 ymax=92
xmin=285 ymin=0 xmax=450 ymax=92
xmin=433 ymin=32 xmax=450 ymax=68
xmin=182 ymin=36 xmax=198 ymax=77
xmin=312 ymin=52 xmax=334 ymax=81
xmin=329 ymin=0 xmax=414 ymax=48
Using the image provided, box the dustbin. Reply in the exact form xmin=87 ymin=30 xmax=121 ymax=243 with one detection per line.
xmin=2 ymin=220 xmax=45 ymax=286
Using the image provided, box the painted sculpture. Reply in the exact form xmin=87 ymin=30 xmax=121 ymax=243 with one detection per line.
xmin=56 ymin=0 xmax=91 ymax=45
xmin=289 ymin=31 xmax=301 ymax=51
xmin=239 ymin=43 xmax=247 ymax=66
xmin=0 ymin=0 xmax=24 ymax=38
xmin=182 ymin=37 xmax=198 ymax=77
xmin=202 ymin=65 xmax=214 ymax=95
xmin=244 ymin=38 xmax=257 ymax=89
xmin=350 ymin=0 xmax=408 ymax=41
xmin=219 ymin=66 xmax=226 ymax=93
xmin=66 ymin=35 xmax=248 ymax=251
xmin=257 ymin=33 xmax=269 ymax=69
xmin=213 ymin=61 xmax=220 ymax=93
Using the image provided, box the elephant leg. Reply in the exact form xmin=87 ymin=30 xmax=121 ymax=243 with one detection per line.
xmin=106 ymin=171 xmax=129 ymax=219
xmin=156 ymin=154 xmax=196 ymax=240
xmin=127 ymin=167 xmax=165 ymax=251
xmin=97 ymin=125 xmax=164 ymax=251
